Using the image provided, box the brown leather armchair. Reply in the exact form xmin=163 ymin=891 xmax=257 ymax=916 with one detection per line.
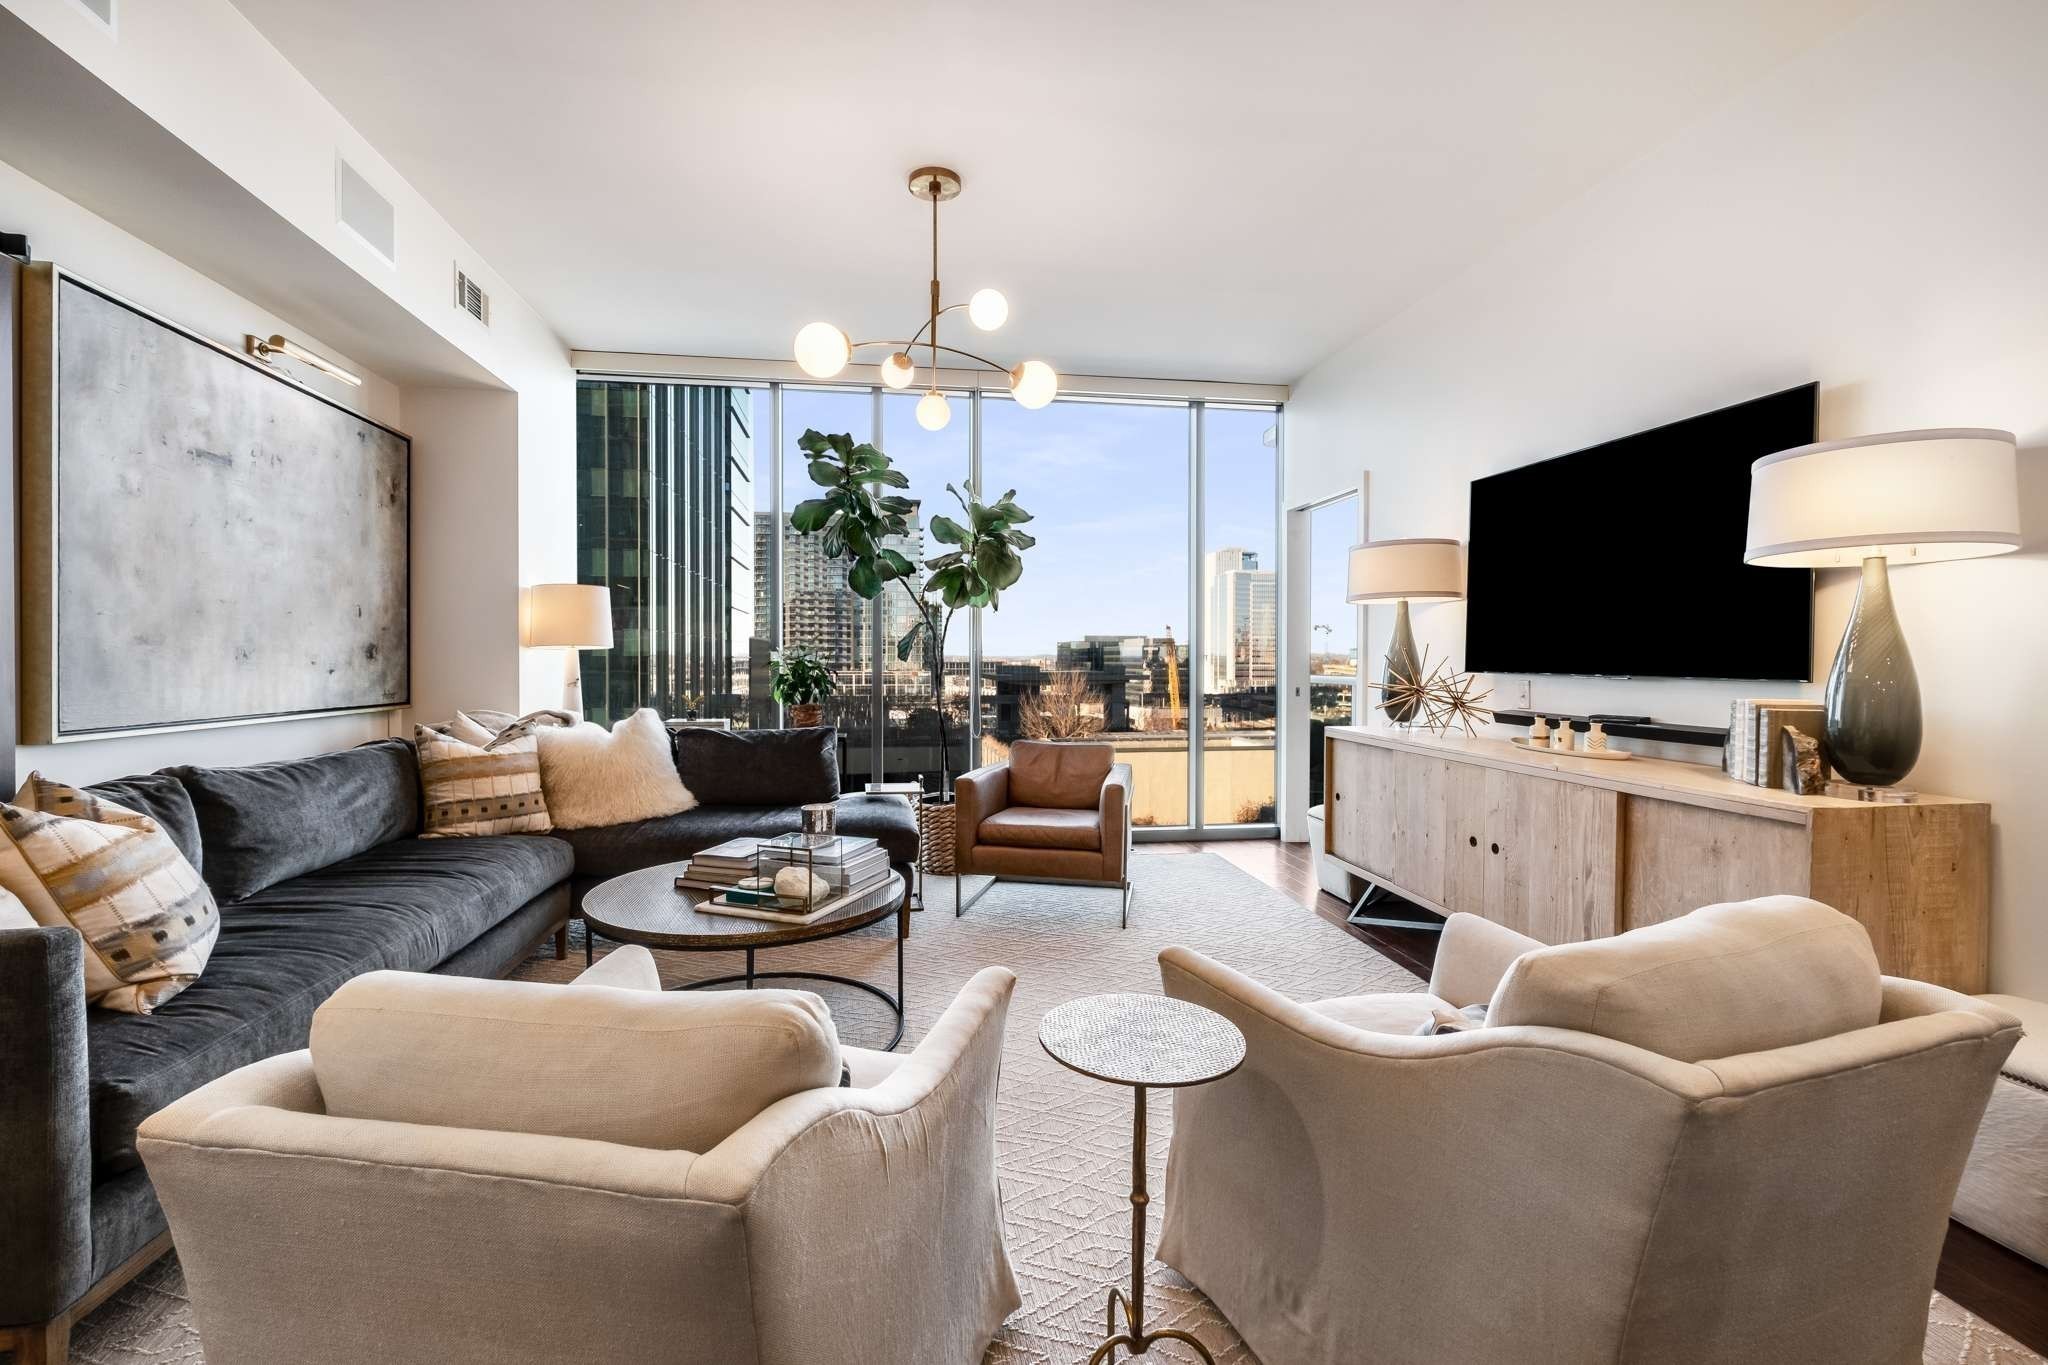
xmin=953 ymin=740 xmax=1134 ymax=925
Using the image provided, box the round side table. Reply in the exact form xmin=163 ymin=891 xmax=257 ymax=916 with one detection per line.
xmin=1039 ymin=992 xmax=1247 ymax=1365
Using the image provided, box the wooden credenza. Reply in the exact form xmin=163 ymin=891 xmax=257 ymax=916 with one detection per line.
xmin=1323 ymin=727 xmax=1990 ymax=991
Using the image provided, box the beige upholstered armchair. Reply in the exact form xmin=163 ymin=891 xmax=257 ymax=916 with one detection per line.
xmin=137 ymin=948 xmax=1021 ymax=1365
xmin=1157 ymin=898 xmax=2021 ymax=1365
xmin=955 ymin=739 xmax=1133 ymax=924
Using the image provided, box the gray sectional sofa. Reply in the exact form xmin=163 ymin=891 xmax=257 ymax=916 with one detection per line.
xmin=0 ymin=724 xmax=915 ymax=1362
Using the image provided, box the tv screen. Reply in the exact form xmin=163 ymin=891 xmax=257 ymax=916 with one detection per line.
xmin=1464 ymin=384 xmax=1815 ymax=682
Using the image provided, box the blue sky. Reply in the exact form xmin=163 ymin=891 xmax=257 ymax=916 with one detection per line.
xmin=773 ymin=388 xmax=1351 ymax=661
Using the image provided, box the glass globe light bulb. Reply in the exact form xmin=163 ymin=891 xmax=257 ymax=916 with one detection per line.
xmin=880 ymin=352 xmax=915 ymax=390
xmin=793 ymin=322 xmax=850 ymax=379
xmin=915 ymin=389 xmax=951 ymax=431
xmin=1009 ymin=359 xmax=1057 ymax=410
xmin=968 ymin=288 xmax=1009 ymax=331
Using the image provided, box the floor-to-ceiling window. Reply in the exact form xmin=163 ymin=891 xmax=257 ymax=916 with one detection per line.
xmin=982 ymin=395 xmax=1192 ymax=827
xmin=1201 ymin=406 xmax=1279 ymax=825
xmin=575 ymin=373 xmax=1280 ymax=831
xmin=575 ymin=380 xmax=767 ymax=728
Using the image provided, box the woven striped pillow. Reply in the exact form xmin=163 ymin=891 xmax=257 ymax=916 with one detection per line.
xmin=414 ymin=718 xmax=552 ymax=837
xmin=0 ymin=775 xmax=221 ymax=1014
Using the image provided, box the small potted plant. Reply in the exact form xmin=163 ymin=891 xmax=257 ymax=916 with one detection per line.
xmin=770 ymin=646 xmax=836 ymax=728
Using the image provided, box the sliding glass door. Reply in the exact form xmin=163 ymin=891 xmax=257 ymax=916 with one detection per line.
xmin=575 ymin=375 xmax=1281 ymax=832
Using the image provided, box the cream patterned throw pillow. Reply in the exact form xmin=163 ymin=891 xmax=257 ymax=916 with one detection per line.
xmin=0 ymin=775 xmax=221 ymax=1014
xmin=415 ymin=718 xmax=553 ymax=837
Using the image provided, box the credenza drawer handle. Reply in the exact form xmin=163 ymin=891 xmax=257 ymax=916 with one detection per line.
xmin=1491 ymin=842 xmax=1501 ymax=855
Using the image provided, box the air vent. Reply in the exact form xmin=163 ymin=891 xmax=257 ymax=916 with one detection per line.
xmin=453 ymin=266 xmax=491 ymax=325
xmin=334 ymin=156 xmax=396 ymax=264
xmin=68 ymin=0 xmax=116 ymax=33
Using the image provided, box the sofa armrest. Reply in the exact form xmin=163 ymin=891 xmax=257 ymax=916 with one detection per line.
xmin=1428 ymin=912 xmax=1544 ymax=1009
xmin=0 ymin=927 xmax=94 ymax=1324
xmin=1100 ymin=762 xmax=1133 ymax=882
xmin=954 ymin=763 xmax=1010 ymax=872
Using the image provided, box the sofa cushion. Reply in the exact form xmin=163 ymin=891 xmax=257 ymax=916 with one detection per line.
xmin=1488 ymin=895 xmax=1881 ymax=1062
xmin=312 ymin=969 xmax=841 ymax=1152
xmin=560 ymin=794 xmax=918 ymax=882
xmin=174 ymin=739 xmax=421 ymax=901
xmin=1008 ymin=740 xmax=1113 ymax=810
xmin=83 ymin=834 xmax=572 ymax=1175
xmin=672 ymin=726 xmax=838 ymax=807
xmin=979 ymin=807 xmax=1102 ymax=852
xmin=85 ymin=774 xmax=204 ymax=876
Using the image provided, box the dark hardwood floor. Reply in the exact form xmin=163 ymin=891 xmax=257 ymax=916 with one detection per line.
xmin=1161 ymin=836 xmax=2048 ymax=1357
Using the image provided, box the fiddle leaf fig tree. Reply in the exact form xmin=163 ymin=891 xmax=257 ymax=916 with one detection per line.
xmin=790 ymin=429 xmax=1035 ymax=793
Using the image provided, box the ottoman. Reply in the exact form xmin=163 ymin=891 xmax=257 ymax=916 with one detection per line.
xmin=1953 ymin=994 xmax=2048 ymax=1266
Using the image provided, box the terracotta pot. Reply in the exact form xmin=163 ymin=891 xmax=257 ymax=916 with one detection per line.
xmin=788 ymin=703 xmax=824 ymax=727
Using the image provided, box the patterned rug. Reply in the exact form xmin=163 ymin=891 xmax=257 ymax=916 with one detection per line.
xmin=54 ymin=852 xmax=2044 ymax=1364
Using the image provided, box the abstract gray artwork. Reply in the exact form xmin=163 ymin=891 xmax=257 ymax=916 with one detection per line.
xmin=23 ymin=270 xmax=409 ymax=739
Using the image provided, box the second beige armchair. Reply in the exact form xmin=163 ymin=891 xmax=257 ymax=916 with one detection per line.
xmin=953 ymin=739 xmax=1134 ymax=924
xmin=1156 ymin=899 xmax=2020 ymax=1365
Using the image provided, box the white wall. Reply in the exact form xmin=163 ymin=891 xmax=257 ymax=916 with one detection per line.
xmin=2 ymin=0 xmax=580 ymax=772
xmin=4 ymin=156 xmax=405 ymax=785
xmin=1286 ymin=0 xmax=2048 ymax=996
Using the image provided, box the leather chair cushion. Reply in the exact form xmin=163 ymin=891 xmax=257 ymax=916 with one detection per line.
xmin=1489 ymin=895 xmax=1881 ymax=1062
xmin=1008 ymin=741 xmax=1114 ymax=810
xmin=978 ymin=807 xmax=1103 ymax=852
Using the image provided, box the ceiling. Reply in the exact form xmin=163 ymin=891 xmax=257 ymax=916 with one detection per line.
xmin=229 ymin=0 xmax=1870 ymax=386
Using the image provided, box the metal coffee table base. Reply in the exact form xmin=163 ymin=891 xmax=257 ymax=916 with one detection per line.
xmin=589 ymin=927 xmax=907 ymax=1053
xmin=1087 ymin=1083 xmax=1216 ymax=1365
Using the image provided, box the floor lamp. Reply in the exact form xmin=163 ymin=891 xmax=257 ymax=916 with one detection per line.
xmin=522 ymin=583 xmax=613 ymax=715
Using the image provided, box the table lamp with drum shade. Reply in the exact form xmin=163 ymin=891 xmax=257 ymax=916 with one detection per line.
xmin=1745 ymin=429 xmax=2020 ymax=787
xmin=1346 ymin=538 xmax=1465 ymax=724
xmin=521 ymin=583 xmax=614 ymax=714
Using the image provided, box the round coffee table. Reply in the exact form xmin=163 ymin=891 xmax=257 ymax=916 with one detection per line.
xmin=1040 ymin=993 xmax=1247 ymax=1365
xmin=582 ymin=865 xmax=909 ymax=1051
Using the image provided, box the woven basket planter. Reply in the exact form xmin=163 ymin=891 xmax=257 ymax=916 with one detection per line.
xmin=919 ymin=797 xmax=958 ymax=877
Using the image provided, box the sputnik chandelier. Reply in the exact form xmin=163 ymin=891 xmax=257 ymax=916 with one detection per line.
xmin=792 ymin=166 xmax=1057 ymax=431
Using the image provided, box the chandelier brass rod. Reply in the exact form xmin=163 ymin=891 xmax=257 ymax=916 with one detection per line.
xmin=929 ymin=186 xmax=941 ymax=382
xmin=844 ymin=338 xmax=1010 ymax=375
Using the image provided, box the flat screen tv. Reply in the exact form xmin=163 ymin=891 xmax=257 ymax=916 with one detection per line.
xmin=1464 ymin=383 xmax=1815 ymax=682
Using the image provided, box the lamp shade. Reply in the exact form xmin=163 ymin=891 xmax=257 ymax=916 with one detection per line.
xmin=1745 ymin=429 xmax=2020 ymax=568
xmin=522 ymin=583 xmax=612 ymax=649
xmin=1346 ymin=538 xmax=1463 ymax=603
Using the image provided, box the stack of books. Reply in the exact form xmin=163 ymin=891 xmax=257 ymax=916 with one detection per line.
xmin=757 ymin=834 xmax=889 ymax=893
xmin=675 ymin=838 xmax=763 ymax=891
xmin=1726 ymin=698 xmax=1825 ymax=788
xmin=675 ymin=835 xmax=894 ymax=925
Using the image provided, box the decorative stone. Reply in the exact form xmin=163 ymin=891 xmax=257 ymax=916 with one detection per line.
xmin=1781 ymin=724 xmax=1826 ymax=795
xmin=773 ymin=867 xmax=830 ymax=905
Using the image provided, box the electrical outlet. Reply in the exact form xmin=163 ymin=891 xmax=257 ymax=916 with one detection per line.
xmin=1512 ymin=678 xmax=1532 ymax=710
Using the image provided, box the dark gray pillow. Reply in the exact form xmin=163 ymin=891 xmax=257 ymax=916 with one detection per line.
xmin=673 ymin=727 xmax=839 ymax=807
xmin=85 ymin=773 xmax=206 ymax=876
xmin=171 ymin=739 xmax=420 ymax=901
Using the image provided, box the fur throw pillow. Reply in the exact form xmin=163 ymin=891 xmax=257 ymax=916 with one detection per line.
xmin=537 ymin=708 xmax=696 ymax=829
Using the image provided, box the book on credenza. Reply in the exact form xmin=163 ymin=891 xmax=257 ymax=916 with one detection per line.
xmin=1727 ymin=698 xmax=1820 ymax=787
xmin=1755 ymin=702 xmax=1824 ymax=789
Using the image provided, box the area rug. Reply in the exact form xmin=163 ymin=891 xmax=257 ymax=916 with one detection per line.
xmin=54 ymin=852 xmax=2045 ymax=1365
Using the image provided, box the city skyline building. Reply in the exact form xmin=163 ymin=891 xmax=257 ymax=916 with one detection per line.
xmin=1203 ymin=546 xmax=1278 ymax=692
